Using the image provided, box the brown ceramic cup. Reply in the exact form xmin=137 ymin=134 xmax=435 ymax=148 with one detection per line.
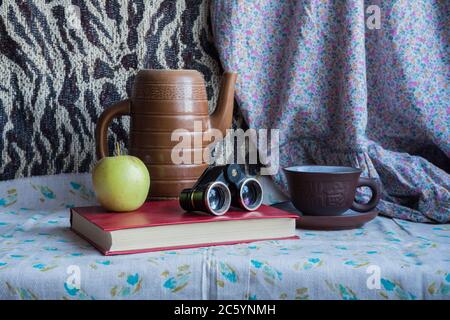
xmin=283 ymin=166 xmax=381 ymax=216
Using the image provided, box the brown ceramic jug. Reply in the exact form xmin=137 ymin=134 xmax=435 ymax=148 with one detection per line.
xmin=95 ymin=69 xmax=237 ymax=198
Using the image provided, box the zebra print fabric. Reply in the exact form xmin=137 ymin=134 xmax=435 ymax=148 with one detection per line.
xmin=0 ymin=0 xmax=223 ymax=180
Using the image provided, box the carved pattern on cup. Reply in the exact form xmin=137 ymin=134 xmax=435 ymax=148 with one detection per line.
xmin=303 ymin=181 xmax=347 ymax=208
xmin=324 ymin=182 xmax=346 ymax=207
xmin=303 ymin=182 xmax=325 ymax=207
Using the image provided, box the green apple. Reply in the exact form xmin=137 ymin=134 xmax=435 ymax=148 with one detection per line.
xmin=92 ymin=155 xmax=150 ymax=212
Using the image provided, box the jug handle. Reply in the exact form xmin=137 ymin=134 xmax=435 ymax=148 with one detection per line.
xmin=95 ymin=99 xmax=131 ymax=159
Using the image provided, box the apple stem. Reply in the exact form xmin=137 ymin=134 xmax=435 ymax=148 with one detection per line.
xmin=115 ymin=142 xmax=121 ymax=156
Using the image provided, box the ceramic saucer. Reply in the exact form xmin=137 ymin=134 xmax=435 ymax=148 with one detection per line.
xmin=272 ymin=201 xmax=379 ymax=230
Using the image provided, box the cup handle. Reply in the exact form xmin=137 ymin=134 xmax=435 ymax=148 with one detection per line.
xmin=95 ymin=99 xmax=131 ymax=159
xmin=351 ymin=177 xmax=381 ymax=212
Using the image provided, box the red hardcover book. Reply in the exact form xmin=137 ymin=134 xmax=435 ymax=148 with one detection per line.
xmin=70 ymin=200 xmax=298 ymax=255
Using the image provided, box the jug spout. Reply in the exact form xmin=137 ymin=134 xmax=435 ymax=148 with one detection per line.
xmin=210 ymin=72 xmax=238 ymax=136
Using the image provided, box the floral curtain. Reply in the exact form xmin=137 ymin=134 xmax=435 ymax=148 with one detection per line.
xmin=211 ymin=0 xmax=449 ymax=222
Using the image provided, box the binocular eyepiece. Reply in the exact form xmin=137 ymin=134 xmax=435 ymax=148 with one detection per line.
xmin=179 ymin=164 xmax=263 ymax=215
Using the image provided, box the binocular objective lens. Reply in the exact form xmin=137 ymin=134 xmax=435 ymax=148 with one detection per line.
xmin=206 ymin=182 xmax=231 ymax=215
xmin=242 ymin=183 xmax=257 ymax=206
xmin=240 ymin=179 xmax=263 ymax=211
xmin=208 ymin=187 xmax=224 ymax=212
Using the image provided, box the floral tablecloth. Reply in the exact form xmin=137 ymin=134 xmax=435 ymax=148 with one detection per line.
xmin=0 ymin=174 xmax=448 ymax=299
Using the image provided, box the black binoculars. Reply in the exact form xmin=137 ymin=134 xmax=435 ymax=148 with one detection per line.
xmin=179 ymin=164 xmax=263 ymax=215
